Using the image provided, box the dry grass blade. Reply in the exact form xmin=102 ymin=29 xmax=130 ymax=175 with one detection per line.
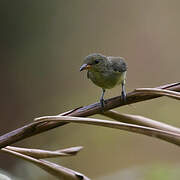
xmin=135 ymin=88 xmax=180 ymax=100
xmin=55 ymin=146 xmax=83 ymax=156
xmin=34 ymin=115 xmax=180 ymax=146
xmin=4 ymin=146 xmax=83 ymax=159
xmin=102 ymin=110 xmax=180 ymax=134
xmin=2 ymin=148 xmax=90 ymax=180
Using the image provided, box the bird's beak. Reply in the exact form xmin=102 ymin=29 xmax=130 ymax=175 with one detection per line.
xmin=80 ymin=64 xmax=91 ymax=71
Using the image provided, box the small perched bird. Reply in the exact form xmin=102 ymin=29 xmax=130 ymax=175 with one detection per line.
xmin=80 ymin=53 xmax=127 ymax=108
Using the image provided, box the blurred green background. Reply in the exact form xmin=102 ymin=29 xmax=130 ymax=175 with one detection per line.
xmin=0 ymin=0 xmax=179 ymax=179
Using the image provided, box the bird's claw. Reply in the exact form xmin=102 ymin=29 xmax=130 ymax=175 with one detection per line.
xmin=121 ymin=91 xmax=126 ymax=102
xmin=100 ymin=98 xmax=105 ymax=109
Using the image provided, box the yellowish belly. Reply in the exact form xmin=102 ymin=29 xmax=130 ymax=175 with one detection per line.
xmin=88 ymin=71 xmax=126 ymax=89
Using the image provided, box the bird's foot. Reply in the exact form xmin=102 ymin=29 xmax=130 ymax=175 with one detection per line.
xmin=100 ymin=98 xmax=105 ymax=109
xmin=121 ymin=91 xmax=126 ymax=103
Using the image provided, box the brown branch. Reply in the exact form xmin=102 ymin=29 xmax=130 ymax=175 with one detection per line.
xmin=34 ymin=115 xmax=180 ymax=146
xmin=135 ymin=88 xmax=180 ymax=100
xmin=0 ymin=82 xmax=179 ymax=148
xmin=102 ymin=110 xmax=180 ymax=134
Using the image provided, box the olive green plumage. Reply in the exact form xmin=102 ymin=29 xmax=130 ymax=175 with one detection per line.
xmin=80 ymin=53 xmax=127 ymax=107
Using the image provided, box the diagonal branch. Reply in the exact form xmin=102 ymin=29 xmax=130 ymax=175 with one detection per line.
xmin=102 ymin=110 xmax=180 ymax=134
xmin=135 ymin=88 xmax=180 ymax=100
xmin=34 ymin=115 xmax=180 ymax=146
xmin=68 ymin=82 xmax=180 ymax=117
xmin=0 ymin=82 xmax=179 ymax=148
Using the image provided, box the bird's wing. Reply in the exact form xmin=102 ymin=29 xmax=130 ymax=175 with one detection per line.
xmin=108 ymin=56 xmax=127 ymax=72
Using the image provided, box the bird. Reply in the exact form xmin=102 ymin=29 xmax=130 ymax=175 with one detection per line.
xmin=80 ymin=53 xmax=127 ymax=108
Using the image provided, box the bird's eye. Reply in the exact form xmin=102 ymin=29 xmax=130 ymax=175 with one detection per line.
xmin=94 ymin=59 xmax=100 ymax=64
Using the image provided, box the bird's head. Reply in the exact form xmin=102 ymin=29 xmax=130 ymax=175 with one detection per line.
xmin=80 ymin=53 xmax=107 ymax=72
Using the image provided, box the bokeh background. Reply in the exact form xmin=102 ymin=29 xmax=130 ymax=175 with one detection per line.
xmin=0 ymin=0 xmax=180 ymax=179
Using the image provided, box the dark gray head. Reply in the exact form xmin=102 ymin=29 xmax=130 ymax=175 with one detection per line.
xmin=80 ymin=53 xmax=107 ymax=71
